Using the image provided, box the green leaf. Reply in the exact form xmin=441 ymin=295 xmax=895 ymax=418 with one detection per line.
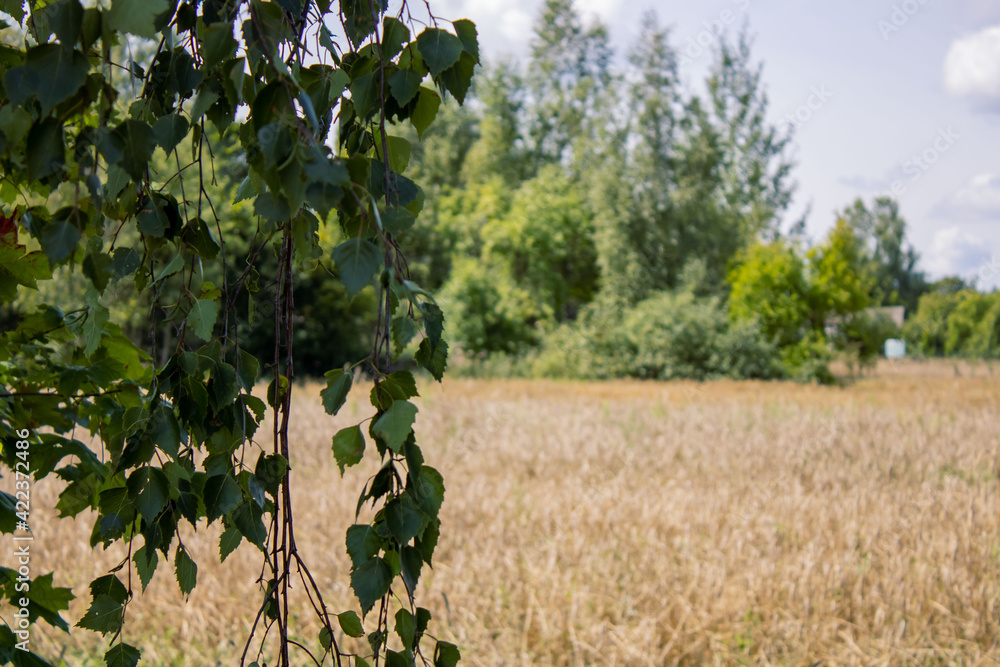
xmin=238 ymin=349 xmax=260 ymax=389
xmin=395 ymin=608 xmax=416 ymax=650
xmin=385 ymin=493 xmax=427 ymax=545
xmin=233 ymin=501 xmax=267 ymax=549
xmin=0 ymin=246 xmax=50 ymax=295
xmin=415 ymin=607 xmax=432 ymax=641
xmin=372 ymin=370 xmax=419 ymax=407
xmin=413 ymin=466 xmax=445 ymax=516
xmin=152 ymin=113 xmax=189 ymax=154
xmin=113 ymin=120 xmax=157 ymax=181
xmin=45 ymin=0 xmax=84 ymax=46
xmin=198 ymin=20 xmax=237 ymax=69
xmin=267 ymin=375 xmax=289 ymax=408
xmin=385 ymin=650 xmax=410 ymax=667
xmin=382 ymin=208 xmax=415 ymax=238
xmin=132 ymin=545 xmax=157 ymax=592
xmin=332 ymin=238 xmax=381 ymax=297
xmin=219 ymin=523 xmax=242 ymax=562
xmin=337 ymin=610 xmax=365 ymax=638
xmin=191 ymin=88 xmax=219 ymax=121
xmin=372 ymin=400 xmax=418 ymax=454
xmin=374 ymin=135 xmax=412 ymax=173
xmin=332 ymin=425 xmax=365 ymax=475
xmin=4 ymin=44 xmax=88 ymax=115
xmin=26 ymin=117 xmax=65 ymax=183
xmin=89 ymin=574 xmax=128 ymax=605
xmin=381 ymin=17 xmax=409 ymax=59
xmin=410 ymin=87 xmax=440 ymax=140
xmin=388 ymin=68 xmax=422 ymax=107
xmin=416 ymin=338 xmax=448 ymax=382
xmin=147 ymin=404 xmax=181 ymax=457
xmin=187 ymin=298 xmax=218 ymax=340
xmin=98 ymin=487 xmax=134 ymax=522
xmin=434 ymin=641 xmax=461 ymax=667
xmin=106 ymin=0 xmax=167 ymax=38
xmin=126 ymin=466 xmax=170 ymax=521
xmin=391 ymin=316 xmax=418 ymax=354
xmin=203 ymin=474 xmax=241 ymax=523
xmin=320 ymin=369 xmax=352 ymax=415
xmin=253 ymin=191 xmax=290 ymax=222
xmin=345 ymin=523 xmax=381 ymax=568
xmin=440 ymin=51 xmax=475 ymax=104
xmin=319 ymin=626 xmax=333 ymax=650
xmin=111 ymin=248 xmax=141 ymax=280
xmin=400 ymin=545 xmax=423 ymax=595
xmin=152 ymin=254 xmax=184 ymax=285
xmin=39 ymin=220 xmax=79 ymax=265
xmin=76 ymin=595 xmax=123 ymax=635
xmin=254 ymin=453 xmax=287 ymax=497
xmin=0 ymin=104 xmax=32 ymax=146
xmin=453 ymin=19 xmax=479 ymax=62
xmin=416 ymin=28 xmax=463 ymax=76
xmin=421 ymin=302 xmax=444 ymax=347
xmin=1 ymin=0 xmax=25 ymax=22
xmin=174 ymin=547 xmax=197 ymax=596
xmin=350 ymin=556 xmax=392 ymax=617
xmin=18 ymin=572 xmax=73 ymax=631
xmin=104 ymin=643 xmax=141 ymax=667
xmin=349 ymin=71 xmax=378 ymax=119
xmin=183 ymin=217 xmax=221 ymax=260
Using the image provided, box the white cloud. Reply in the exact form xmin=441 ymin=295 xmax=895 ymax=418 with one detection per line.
xmin=499 ymin=8 xmax=534 ymax=43
xmin=932 ymin=172 xmax=1000 ymax=223
xmin=574 ymin=0 xmax=617 ymax=23
xmin=923 ymin=226 xmax=993 ymax=279
xmin=941 ymin=173 xmax=1000 ymax=220
xmin=943 ymin=26 xmax=1000 ymax=102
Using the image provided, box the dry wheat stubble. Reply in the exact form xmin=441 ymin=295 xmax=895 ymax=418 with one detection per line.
xmin=22 ymin=362 xmax=1000 ymax=665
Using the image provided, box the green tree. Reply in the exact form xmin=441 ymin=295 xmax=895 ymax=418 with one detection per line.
xmin=482 ymin=166 xmax=599 ymax=322
xmin=462 ymin=59 xmax=527 ymax=186
xmin=727 ymin=239 xmax=812 ymax=347
xmin=438 ymin=166 xmax=599 ymax=352
xmin=839 ymin=196 xmax=927 ymax=312
xmin=526 ymin=0 xmax=613 ymax=170
xmin=595 ymin=10 xmax=682 ymax=300
xmin=903 ymin=289 xmax=1000 ymax=358
xmin=807 ymin=219 xmax=874 ymax=322
xmin=707 ymin=29 xmax=795 ymax=240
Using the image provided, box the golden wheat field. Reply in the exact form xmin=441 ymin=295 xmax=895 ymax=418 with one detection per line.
xmin=18 ymin=360 xmax=1000 ymax=665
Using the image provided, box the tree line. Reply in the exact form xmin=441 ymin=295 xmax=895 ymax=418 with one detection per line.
xmin=396 ymin=0 xmax=996 ymax=380
xmin=5 ymin=0 xmax=996 ymax=384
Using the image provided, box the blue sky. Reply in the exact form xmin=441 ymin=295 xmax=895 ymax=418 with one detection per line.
xmin=431 ymin=0 xmax=1000 ymax=289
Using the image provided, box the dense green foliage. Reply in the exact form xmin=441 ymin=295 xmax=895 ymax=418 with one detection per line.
xmin=396 ymin=2 xmax=949 ymax=382
xmin=0 ymin=0 xmax=474 ymax=665
xmin=904 ymin=286 xmax=1000 ymax=359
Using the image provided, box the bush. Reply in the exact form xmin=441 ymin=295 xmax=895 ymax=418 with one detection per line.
xmin=833 ymin=311 xmax=900 ymax=368
xmin=780 ymin=331 xmax=836 ymax=384
xmin=438 ymin=257 xmax=542 ymax=354
xmin=531 ymin=291 xmax=783 ymax=381
xmin=904 ymin=289 xmax=1000 ymax=358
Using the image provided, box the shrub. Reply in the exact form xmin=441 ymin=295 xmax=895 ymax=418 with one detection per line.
xmin=532 ymin=291 xmax=783 ymax=381
xmin=833 ymin=311 xmax=900 ymax=368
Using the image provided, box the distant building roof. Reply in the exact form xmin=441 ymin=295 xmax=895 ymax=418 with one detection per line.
xmin=824 ymin=305 xmax=906 ymax=336
xmin=866 ymin=306 xmax=905 ymax=329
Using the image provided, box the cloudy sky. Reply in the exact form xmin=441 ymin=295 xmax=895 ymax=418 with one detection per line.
xmin=430 ymin=0 xmax=1000 ymax=289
